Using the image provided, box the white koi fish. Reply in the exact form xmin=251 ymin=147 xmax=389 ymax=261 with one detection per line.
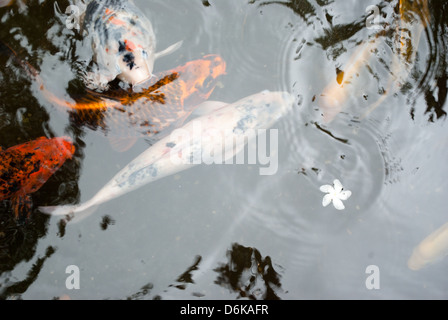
xmin=408 ymin=221 xmax=448 ymax=270
xmin=38 ymin=90 xmax=295 ymax=223
xmin=78 ymin=0 xmax=182 ymax=90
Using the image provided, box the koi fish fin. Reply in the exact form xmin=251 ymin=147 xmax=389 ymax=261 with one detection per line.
xmin=154 ymin=40 xmax=183 ymax=60
xmin=38 ymin=204 xmax=99 ymax=224
xmin=38 ymin=205 xmax=79 ymax=216
xmin=109 ymin=136 xmax=138 ymax=152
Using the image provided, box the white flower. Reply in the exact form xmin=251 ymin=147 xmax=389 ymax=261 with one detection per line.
xmin=320 ymin=179 xmax=352 ymax=210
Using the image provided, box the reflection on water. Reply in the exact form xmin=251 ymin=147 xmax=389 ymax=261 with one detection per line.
xmin=0 ymin=0 xmax=447 ymax=299
xmin=120 ymin=243 xmax=283 ymax=300
xmin=213 ymin=243 xmax=283 ymax=300
xmin=0 ymin=245 xmax=55 ymax=300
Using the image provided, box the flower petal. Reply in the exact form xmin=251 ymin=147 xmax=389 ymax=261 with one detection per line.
xmin=332 ymin=198 xmax=345 ymax=210
xmin=333 ymin=179 xmax=343 ymax=193
xmin=320 ymin=185 xmax=334 ymax=193
xmin=338 ymin=190 xmax=352 ymax=200
xmin=322 ymin=194 xmax=332 ymax=207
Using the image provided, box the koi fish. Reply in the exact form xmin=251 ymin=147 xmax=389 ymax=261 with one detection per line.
xmin=56 ymin=55 xmax=226 ymax=150
xmin=2 ymin=40 xmax=226 ymax=150
xmin=318 ymin=0 xmax=429 ymax=123
xmin=79 ymin=0 xmax=183 ymax=90
xmin=4 ymin=38 xmax=225 ymax=115
xmin=38 ymin=90 xmax=295 ymax=223
xmin=0 ymin=137 xmax=75 ymax=219
xmin=318 ymin=39 xmax=379 ymax=123
xmin=408 ymin=221 xmax=448 ymax=270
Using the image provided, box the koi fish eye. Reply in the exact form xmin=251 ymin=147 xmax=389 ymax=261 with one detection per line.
xmin=141 ymin=50 xmax=148 ymax=59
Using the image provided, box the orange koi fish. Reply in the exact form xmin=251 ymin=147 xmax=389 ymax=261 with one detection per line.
xmin=2 ymin=40 xmax=226 ymax=150
xmin=0 ymin=136 xmax=75 ymax=219
xmin=57 ymin=55 xmax=226 ymax=150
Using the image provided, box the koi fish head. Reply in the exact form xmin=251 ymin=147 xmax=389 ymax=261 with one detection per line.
xmin=116 ymin=38 xmax=155 ymax=87
xmin=175 ymin=54 xmax=227 ymax=105
xmin=84 ymin=3 xmax=157 ymax=88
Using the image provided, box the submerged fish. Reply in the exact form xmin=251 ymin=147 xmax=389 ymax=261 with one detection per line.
xmin=1 ymin=40 xmax=226 ymax=149
xmin=62 ymin=55 xmax=226 ymax=150
xmin=0 ymin=137 xmax=75 ymax=219
xmin=38 ymin=90 xmax=295 ymax=223
xmin=79 ymin=0 xmax=182 ymax=90
xmin=408 ymin=221 xmax=448 ymax=271
xmin=318 ymin=0 xmax=429 ymax=123
xmin=319 ymin=40 xmax=379 ymax=123
xmin=2 ymin=42 xmax=226 ymax=150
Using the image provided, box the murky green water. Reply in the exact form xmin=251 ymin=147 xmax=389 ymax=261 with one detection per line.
xmin=0 ymin=0 xmax=447 ymax=300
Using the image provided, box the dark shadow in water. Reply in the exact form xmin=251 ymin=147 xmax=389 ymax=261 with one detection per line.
xmin=100 ymin=215 xmax=116 ymax=231
xmin=314 ymin=122 xmax=350 ymax=144
xmin=121 ymin=244 xmax=283 ymax=300
xmin=0 ymin=0 xmax=84 ymax=295
xmin=256 ymin=0 xmax=447 ymax=123
xmin=169 ymin=255 xmax=202 ymax=291
xmin=417 ymin=0 xmax=447 ymax=122
xmin=0 ymin=246 xmax=56 ymax=300
xmin=253 ymin=0 xmax=317 ymax=25
xmin=213 ymin=243 xmax=283 ymax=300
xmin=125 ymin=283 xmax=159 ymax=300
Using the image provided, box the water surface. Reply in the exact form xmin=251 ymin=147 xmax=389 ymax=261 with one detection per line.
xmin=0 ymin=0 xmax=447 ymax=299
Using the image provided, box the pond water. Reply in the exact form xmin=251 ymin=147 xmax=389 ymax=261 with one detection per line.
xmin=0 ymin=0 xmax=447 ymax=300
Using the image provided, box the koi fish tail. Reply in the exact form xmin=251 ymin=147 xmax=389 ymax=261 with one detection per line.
xmin=38 ymin=201 xmax=99 ymax=223
xmin=38 ymin=204 xmax=82 ymax=216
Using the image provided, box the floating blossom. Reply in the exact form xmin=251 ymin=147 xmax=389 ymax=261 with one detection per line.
xmin=320 ymin=179 xmax=352 ymax=210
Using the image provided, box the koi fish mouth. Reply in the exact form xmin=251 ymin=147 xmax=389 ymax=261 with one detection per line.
xmin=117 ymin=49 xmax=153 ymax=86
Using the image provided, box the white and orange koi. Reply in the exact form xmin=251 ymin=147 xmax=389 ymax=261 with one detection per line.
xmin=79 ymin=0 xmax=182 ymax=90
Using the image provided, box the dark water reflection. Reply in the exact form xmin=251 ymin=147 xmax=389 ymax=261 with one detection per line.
xmin=0 ymin=0 xmax=447 ymax=299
